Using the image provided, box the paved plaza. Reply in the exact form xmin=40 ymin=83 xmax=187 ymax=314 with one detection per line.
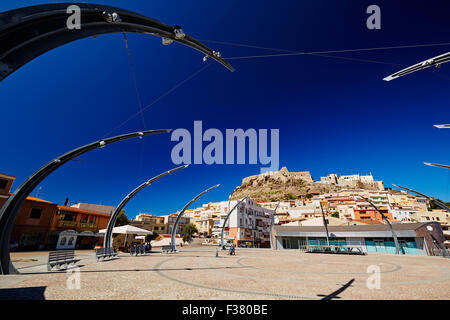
xmin=0 ymin=247 xmax=449 ymax=300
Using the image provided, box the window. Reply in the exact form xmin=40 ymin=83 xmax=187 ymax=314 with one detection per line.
xmin=0 ymin=179 xmax=8 ymax=190
xmin=29 ymin=208 xmax=43 ymax=219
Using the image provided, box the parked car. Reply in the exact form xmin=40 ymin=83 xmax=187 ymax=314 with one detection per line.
xmin=9 ymin=240 xmax=18 ymax=252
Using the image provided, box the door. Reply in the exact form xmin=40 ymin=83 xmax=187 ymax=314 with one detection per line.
xmin=374 ymin=240 xmax=385 ymax=252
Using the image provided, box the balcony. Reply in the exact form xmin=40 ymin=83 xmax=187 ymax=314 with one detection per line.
xmin=80 ymin=222 xmax=97 ymax=230
xmin=57 ymin=220 xmax=77 ymax=228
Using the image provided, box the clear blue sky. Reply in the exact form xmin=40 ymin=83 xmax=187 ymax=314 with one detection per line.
xmin=2 ymin=0 xmax=450 ymax=219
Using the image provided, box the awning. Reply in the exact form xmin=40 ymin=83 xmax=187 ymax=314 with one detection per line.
xmin=98 ymin=224 xmax=153 ymax=235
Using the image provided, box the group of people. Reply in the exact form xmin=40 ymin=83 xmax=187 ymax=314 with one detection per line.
xmin=129 ymin=242 xmax=152 ymax=256
xmin=228 ymin=243 xmax=236 ymax=255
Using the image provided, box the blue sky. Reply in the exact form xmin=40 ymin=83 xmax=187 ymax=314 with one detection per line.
xmin=1 ymin=0 xmax=450 ymax=218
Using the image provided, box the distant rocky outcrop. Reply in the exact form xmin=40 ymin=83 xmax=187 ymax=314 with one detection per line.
xmin=230 ymin=167 xmax=381 ymax=202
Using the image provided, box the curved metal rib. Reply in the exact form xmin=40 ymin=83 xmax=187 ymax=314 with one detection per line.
xmin=393 ymin=184 xmax=450 ymax=213
xmin=0 ymin=129 xmax=170 ymax=274
xmin=356 ymin=195 xmax=400 ymax=255
xmin=220 ymin=196 xmax=249 ymax=249
xmin=269 ymin=201 xmax=280 ymax=249
xmin=170 ymin=184 xmax=220 ymax=251
xmin=0 ymin=3 xmax=234 ymax=81
xmin=104 ymin=165 xmax=188 ymax=249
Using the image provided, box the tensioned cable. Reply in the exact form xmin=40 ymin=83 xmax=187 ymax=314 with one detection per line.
xmin=123 ymin=32 xmax=147 ymax=130
xmin=102 ymin=62 xmax=212 ymax=138
xmin=199 ymin=40 xmax=450 ymax=60
xmin=202 ymin=39 xmax=450 ymax=78
xmin=201 ymin=39 xmax=411 ymax=66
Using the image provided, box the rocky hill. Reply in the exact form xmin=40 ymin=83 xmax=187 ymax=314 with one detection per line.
xmin=230 ymin=167 xmax=379 ymax=202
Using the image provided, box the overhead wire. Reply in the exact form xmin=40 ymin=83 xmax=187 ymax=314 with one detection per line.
xmin=102 ymin=62 xmax=212 ymax=138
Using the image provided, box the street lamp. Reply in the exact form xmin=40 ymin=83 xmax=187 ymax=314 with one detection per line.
xmin=103 ymin=165 xmax=188 ymax=250
xmin=0 ymin=129 xmax=170 ymax=274
xmin=170 ymin=184 xmax=220 ymax=252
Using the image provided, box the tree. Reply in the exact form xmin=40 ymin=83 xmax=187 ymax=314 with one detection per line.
xmin=184 ymin=223 xmax=198 ymax=237
xmin=145 ymin=231 xmax=159 ymax=242
xmin=183 ymin=234 xmax=192 ymax=243
xmin=330 ymin=212 xmax=339 ymax=218
xmin=116 ymin=210 xmax=129 ymax=226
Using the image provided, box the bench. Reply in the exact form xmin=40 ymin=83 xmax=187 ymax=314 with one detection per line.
xmin=161 ymin=245 xmax=175 ymax=253
xmin=47 ymin=250 xmax=79 ymax=271
xmin=306 ymin=244 xmax=365 ymax=255
xmin=95 ymin=247 xmax=118 ymax=262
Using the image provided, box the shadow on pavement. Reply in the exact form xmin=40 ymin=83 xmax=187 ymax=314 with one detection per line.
xmin=317 ymin=278 xmax=355 ymax=300
xmin=21 ymin=265 xmax=249 ymax=276
xmin=0 ymin=286 xmax=46 ymax=300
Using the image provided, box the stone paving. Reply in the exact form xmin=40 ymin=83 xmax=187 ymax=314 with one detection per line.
xmin=0 ymin=247 xmax=449 ymax=300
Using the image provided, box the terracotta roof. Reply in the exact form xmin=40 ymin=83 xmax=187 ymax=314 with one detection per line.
xmin=0 ymin=173 xmax=16 ymax=179
xmin=26 ymin=196 xmax=55 ymax=204
xmin=57 ymin=205 xmax=110 ymax=217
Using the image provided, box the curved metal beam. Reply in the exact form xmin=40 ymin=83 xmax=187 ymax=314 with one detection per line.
xmin=0 ymin=3 xmax=234 ymax=81
xmin=0 ymin=129 xmax=170 ymax=274
xmin=354 ymin=195 xmax=400 ymax=255
xmin=220 ymin=196 xmax=249 ymax=249
xmin=269 ymin=201 xmax=280 ymax=249
xmin=392 ymin=184 xmax=450 ymax=213
xmin=104 ymin=165 xmax=188 ymax=249
xmin=170 ymin=184 xmax=219 ymax=252
xmin=383 ymin=52 xmax=450 ymax=81
xmin=424 ymin=162 xmax=450 ymax=170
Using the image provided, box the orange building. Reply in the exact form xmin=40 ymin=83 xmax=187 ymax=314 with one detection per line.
xmin=353 ymin=207 xmax=393 ymax=222
xmin=0 ymin=173 xmax=58 ymax=250
xmin=0 ymin=172 xmax=111 ymax=250
xmin=47 ymin=205 xmax=110 ymax=250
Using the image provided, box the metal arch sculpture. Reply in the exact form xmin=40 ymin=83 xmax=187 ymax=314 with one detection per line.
xmin=383 ymin=52 xmax=450 ymax=81
xmin=220 ymin=196 xmax=249 ymax=249
xmin=0 ymin=3 xmax=234 ymax=81
xmin=103 ymin=164 xmax=188 ymax=249
xmin=269 ymin=201 xmax=280 ymax=249
xmin=0 ymin=129 xmax=169 ymax=274
xmin=392 ymin=184 xmax=450 ymax=213
xmin=170 ymin=184 xmax=220 ymax=252
xmin=354 ymin=194 xmax=401 ymax=255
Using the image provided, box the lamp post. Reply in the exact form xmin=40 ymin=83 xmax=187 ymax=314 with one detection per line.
xmin=220 ymin=196 xmax=249 ymax=250
xmin=170 ymin=184 xmax=219 ymax=252
xmin=0 ymin=129 xmax=169 ymax=274
xmin=103 ymin=165 xmax=188 ymax=249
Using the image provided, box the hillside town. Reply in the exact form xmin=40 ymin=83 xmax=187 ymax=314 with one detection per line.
xmin=2 ymin=168 xmax=449 ymax=254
